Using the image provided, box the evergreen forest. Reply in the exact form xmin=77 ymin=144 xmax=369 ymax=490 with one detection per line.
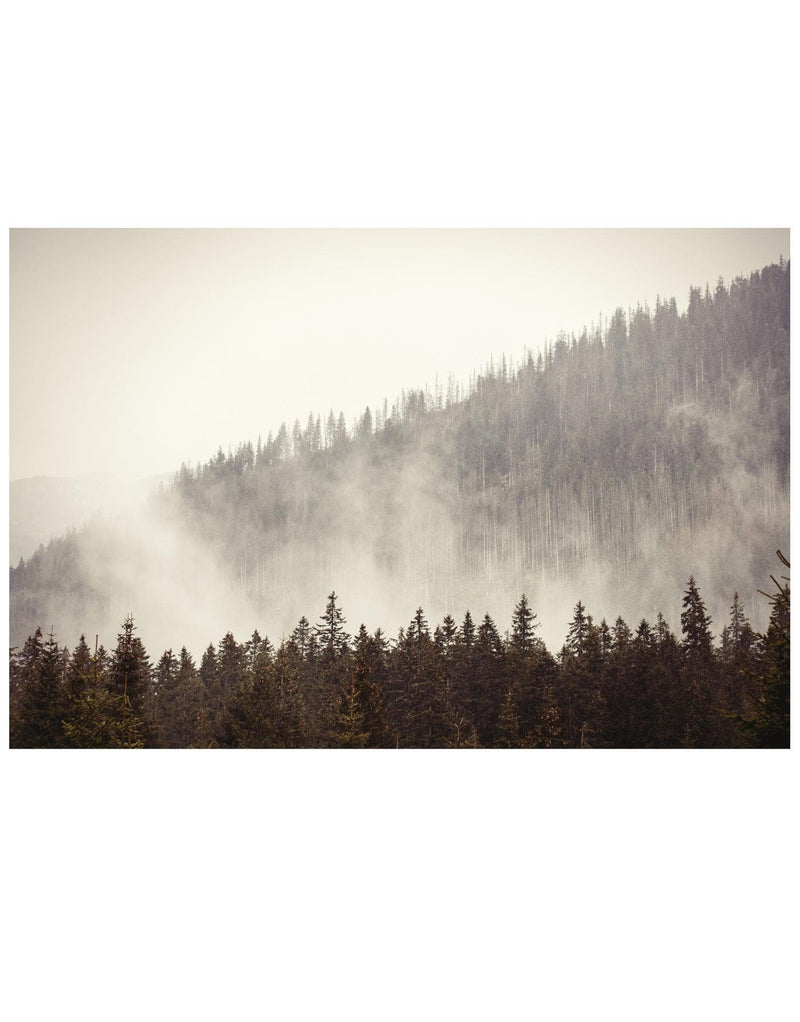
xmin=7 ymin=561 xmax=791 ymax=748
xmin=9 ymin=261 xmax=790 ymax=748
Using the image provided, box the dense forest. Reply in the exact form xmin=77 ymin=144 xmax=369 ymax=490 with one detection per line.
xmin=166 ymin=258 xmax=789 ymax=622
xmin=9 ymin=261 xmax=790 ymax=747
xmin=10 ymin=261 xmax=789 ymax=652
xmin=8 ymin=558 xmax=791 ymax=748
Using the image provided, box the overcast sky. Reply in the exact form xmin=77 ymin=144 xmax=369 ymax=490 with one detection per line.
xmin=10 ymin=228 xmax=789 ymax=481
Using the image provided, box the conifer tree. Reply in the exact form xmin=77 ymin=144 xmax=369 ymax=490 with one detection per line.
xmin=508 ymin=594 xmax=551 ymax=742
xmin=10 ymin=628 xmax=45 ymax=746
xmin=315 ymin=592 xmax=350 ymax=658
xmin=738 ymin=553 xmax=790 ymax=748
xmin=681 ymin=577 xmax=714 ymax=668
xmin=719 ymin=592 xmax=760 ymax=720
xmin=333 ymin=676 xmax=370 ymax=748
xmin=110 ymin=616 xmax=151 ymax=718
xmin=152 ymin=648 xmax=179 ymax=746
xmin=679 ymin=577 xmax=717 ymax=746
xmin=108 ymin=616 xmax=151 ymax=745
xmin=169 ymin=647 xmax=205 ymax=748
xmin=60 ymin=630 xmax=145 ymax=748
xmin=11 ymin=628 xmax=66 ymax=748
xmin=66 ymin=634 xmax=93 ymax=703
xmin=310 ymin=593 xmax=351 ymax=740
xmin=272 ymin=640 xmax=311 ymax=748
xmin=497 ymin=685 xmax=522 ymax=748
xmin=510 ymin=594 xmax=538 ymax=656
xmin=559 ymin=603 xmax=606 ymax=747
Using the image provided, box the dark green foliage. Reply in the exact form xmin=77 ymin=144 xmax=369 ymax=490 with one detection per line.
xmin=331 ymin=625 xmax=391 ymax=748
xmin=10 ymin=629 xmax=67 ymax=748
xmin=315 ymin=592 xmax=350 ymax=660
xmin=386 ymin=607 xmax=451 ymax=747
xmin=558 ymin=603 xmax=608 ymax=747
xmin=681 ymin=577 xmax=714 ymax=668
xmin=61 ymin=631 xmax=146 ymax=748
xmin=109 ymin=616 xmax=151 ymax=723
xmin=679 ymin=577 xmax=723 ymax=747
xmin=510 ymin=594 xmax=538 ymax=656
xmin=718 ymin=593 xmax=761 ymax=724
xmin=9 ymin=569 xmax=790 ymax=747
xmin=736 ymin=553 xmax=790 ymax=748
xmin=307 ymin=593 xmax=351 ymax=741
xmin=217 ymin=661 xmax=281 ymax=749
xmin=154 ymin=647 xmax=208 ymax=748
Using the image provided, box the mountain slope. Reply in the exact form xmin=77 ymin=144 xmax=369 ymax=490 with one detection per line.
xmin=10 ymin=261 xmax=790 ymax=653
xmin=9 ymin=473 xmax=171 ymax=565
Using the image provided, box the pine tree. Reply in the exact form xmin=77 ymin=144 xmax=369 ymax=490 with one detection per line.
xmin=719 ymin=592 xmax=760 ymax=726
xmin=66 ymin=634 xmax=93 ymax=703
xmin=529 ymin=682 xmax=565 ymax=748
xmin=497 ymin=686 xmax=522 ymax=748
xmin=290 ymin=616 xmax=313 ymax=659
xmin=315 ymin=592 xmax=350 ymax=659
xmin=435 ymin=614 xmax=458 ymax=656
xmin=61 ymin=631 xmax=145 ymax=748
xmin=272 ymin=640 xmax=311 ymax=747
xmin=110 ymin=616 xmax=151 ymax=718
xmin=107 ymin=616 xmax=151 ymax=745
xmin=217 ymin=649 xmax=281 ymax=748
xmin=172 ymin=647 xmax=206 ymax=747
xmin=310 ymin=593 xmax=351 ymax=740
xmin=679 ymin=577 xmax=717 ymax=746
xmin=11 ymin=628 xmax=67 ymax=748
xmin=390 ymin=608 xmax=448 ymax=747
xmin=681 ymin=577 xmax=714 ymax=667
xmin=333 ymin=675 xmax=370 ymax=748
xmin=473 ymin=614 xmax=506 ymax=744
xmin=738 ymin=553 xmax=790 ymax=748
xmin=510 ymin=594 xmax=538 ymax=656
xmin=10 ymin=628 xmax=45 ymax=746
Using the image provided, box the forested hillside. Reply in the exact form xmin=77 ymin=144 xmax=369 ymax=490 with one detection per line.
xmin=10 ymin=260 xmax=790 ymax=657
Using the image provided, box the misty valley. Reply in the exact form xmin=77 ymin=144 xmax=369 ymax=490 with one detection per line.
xmin=9 ymin=261 xmax=790 ymax=748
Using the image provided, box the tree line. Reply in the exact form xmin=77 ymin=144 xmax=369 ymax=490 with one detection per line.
xmin=10 ymin=558 xmax=789 ymax=749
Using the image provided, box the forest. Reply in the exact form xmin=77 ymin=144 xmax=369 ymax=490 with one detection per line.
xmin=8 ymin=558 xmax=790 ymax=748
xmin=9 ymin=260 xmax=789 ymax=652
xmin=9 ymin=261 xmax=790 ymax=748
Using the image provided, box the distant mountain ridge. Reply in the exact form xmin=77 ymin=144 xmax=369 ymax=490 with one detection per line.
xmin=10 ymin=473 xmax=171 ymax=565
xmin=9 ymin=261 xmax=790 ymax=654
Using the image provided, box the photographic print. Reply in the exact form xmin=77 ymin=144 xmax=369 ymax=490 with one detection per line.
xmin=9 ymin=228 xmax=790 ymax=748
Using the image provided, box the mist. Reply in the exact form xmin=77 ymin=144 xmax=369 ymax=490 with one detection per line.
xmin=11 ymin=260 xmax=789 ymax=665
xmin=9 ymin=434 xmax=784 ymax=664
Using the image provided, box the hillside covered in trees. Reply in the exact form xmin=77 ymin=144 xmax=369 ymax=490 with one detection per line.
xmin=10 ymin=260 xmax=790 ymax=658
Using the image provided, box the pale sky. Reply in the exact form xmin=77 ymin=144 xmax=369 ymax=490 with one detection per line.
xmin=10 ymin=228 xmax=789 ymax=481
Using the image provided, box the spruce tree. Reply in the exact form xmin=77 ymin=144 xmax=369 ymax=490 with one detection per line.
xmin=510 ymin=594 xmax=538 ymax=656
xmin=11 ymin=628 xmax=66 ymax=748
xmin=739 ymin=553 xmax=790 ymax=748
xmin=679 ymin=577 xmax=717 ymax=746
xmin=110 ymin=616 xmax=151 ymax=719
xmin=315 ymin=592 xmax=350 ymax=658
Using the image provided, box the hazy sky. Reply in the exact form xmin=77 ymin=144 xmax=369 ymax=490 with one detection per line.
xmin=10 ymin=228 xmax=788 ymax=481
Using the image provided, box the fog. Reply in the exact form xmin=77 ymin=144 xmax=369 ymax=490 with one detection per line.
xmin=11 ymin=397 xmax=787 ymax=663
xmin=9 ymin=233 xmax=789 ymax=665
